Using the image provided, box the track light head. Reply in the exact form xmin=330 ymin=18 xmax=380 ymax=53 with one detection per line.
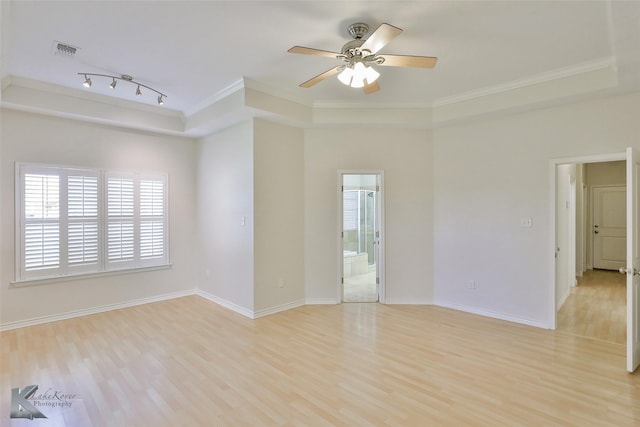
xmin=78 ymin=72 xmax=167 ymax=105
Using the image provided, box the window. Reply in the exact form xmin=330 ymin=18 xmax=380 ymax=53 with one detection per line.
xmin=16 ymin=164 xmax=168 ymax=282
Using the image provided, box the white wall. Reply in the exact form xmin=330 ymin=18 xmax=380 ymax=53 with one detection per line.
xmin=0 ymin=109 xmax=197 ymax=326
xmin=586 ymin=161 xmax=626 ymax=186
xmin=304 ymin=128 xmax=434 ymax=304
xmin=196 ymin=122 xmax=254 ymax=313
xmin=433 ymin=92 xmax=640 ymax=327
xmin=253 ymin=119 xmax=305 ymax=313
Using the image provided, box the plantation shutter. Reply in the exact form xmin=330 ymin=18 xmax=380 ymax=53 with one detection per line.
xmin=67 ymin=174 xmax=100 ymax=270
xmin=107 ymin=174 xmax=135 ymax=268
xmin=23 ymin=173 xmax=60 ymax=275
xmin=17 ymin=164 xmax=169 ymax=282
xmin=140 ymin=179 xmax=165 ymax=260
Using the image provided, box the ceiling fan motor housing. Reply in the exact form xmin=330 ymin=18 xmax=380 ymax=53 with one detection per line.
xmin=342 ymin=23 xmax=369 ymax=56
xmin=347 ymin=23 xmax=369 ymax=39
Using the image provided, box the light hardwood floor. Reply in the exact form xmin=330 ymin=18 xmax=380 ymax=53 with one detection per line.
xmin=343 ymin=271 xmax=377 ymax=303
xmin=558 ymin=269 xmax=626 ymax=344
xmin=2 ymin=297 xmax=640 ymax=426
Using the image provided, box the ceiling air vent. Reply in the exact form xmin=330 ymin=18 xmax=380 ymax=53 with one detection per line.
xmin=52 ymin=41 xmax=78 ymax=56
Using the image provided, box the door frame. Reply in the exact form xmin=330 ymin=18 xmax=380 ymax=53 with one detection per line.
xmin=337 ymin=170 xmax=385 ymax=303
xmin=549 ymin=151 xmax=625 ymax=329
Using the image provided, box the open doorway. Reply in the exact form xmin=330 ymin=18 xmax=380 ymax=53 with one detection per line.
xmin=555 ymin=158 xmax=627 ymax=344
xmin=340 ymin=173 xmax=383 ymax=303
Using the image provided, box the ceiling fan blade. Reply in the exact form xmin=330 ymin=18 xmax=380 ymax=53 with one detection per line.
xmin=288 ymin=46 xmax=340 ymax=59
xmin=377 ymin=54 xmax=438 ymax=68
xmin=360 ymin=23 xmax=403 ymax=54
xmin=299 ymin=66 xmax=341 ymax=88
xmin=363 ymin=80 xmax=380 ymax=95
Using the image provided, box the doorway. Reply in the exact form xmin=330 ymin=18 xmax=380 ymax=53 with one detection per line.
xmin=554 ymin=157 xmax=627 ymax=342
xmin=554 ymin=150 xmax=640 ymax=372
xmin=340 ymin=173 xmax=383 ymax=303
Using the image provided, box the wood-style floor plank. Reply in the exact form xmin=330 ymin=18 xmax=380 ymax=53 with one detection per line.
xmin=558 ymin=269 xmax=626 ymax=344
xmin=2 ymin=296 xmax=640 ymax=426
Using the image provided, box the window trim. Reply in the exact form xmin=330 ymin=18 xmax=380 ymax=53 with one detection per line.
xmin=14 ymin=163 xmax=170 ymax=284
xmin=10 ymin=264 xmax=172 ymax=288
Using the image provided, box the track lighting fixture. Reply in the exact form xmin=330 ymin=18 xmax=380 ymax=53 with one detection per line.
xmin=78 ymin=73 xmax=167 ymax=105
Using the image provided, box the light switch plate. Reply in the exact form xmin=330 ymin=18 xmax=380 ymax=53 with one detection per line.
xmin=520 ymin=217 xmax=533 ymax=228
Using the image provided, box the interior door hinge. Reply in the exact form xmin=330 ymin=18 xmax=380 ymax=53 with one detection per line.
xmin=376 ymin=185 xmax=380 ymax=192
xmin=376 ymin=277 xmax=380 ymax=284
xmin=341 ymin=185 xmax=344 ymax=192
xmin=341 ymin=277 xmax=344 ymax=284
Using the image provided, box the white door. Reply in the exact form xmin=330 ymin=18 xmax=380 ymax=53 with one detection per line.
xmin=593 ymin=186 xmax=626 ymax=270
xmin=625 ymin=148 xmax=640 ymax=373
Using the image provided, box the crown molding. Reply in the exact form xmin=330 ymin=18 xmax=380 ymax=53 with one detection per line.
xmin=184 ymin=77 xmax=314 ymax=117
xmin=243 ymin=77 xmax=313 ymax=108
xmin=183 ymin=78 xmax=245 ymax=118
xmin=433 ymin=57 xmax=616 ymax=107
xmin=3 ymin=75 xmax=185 ymax=119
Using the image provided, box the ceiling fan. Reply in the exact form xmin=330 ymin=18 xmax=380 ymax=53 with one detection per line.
xmin=288 ymin=22 xmax=437 ymax=94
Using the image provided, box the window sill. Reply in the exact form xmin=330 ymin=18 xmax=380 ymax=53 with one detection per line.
xmin=10 ymin=264 xmax=173 ymax=288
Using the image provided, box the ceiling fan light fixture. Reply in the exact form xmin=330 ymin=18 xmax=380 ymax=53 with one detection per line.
xmin=109 ymin=78 xmax=117 ymax=89
xmin=364 ymin=66 xmax=380 ymax=84
xmin=351 ymin=61 xmax=367 ymax=86
xmin=289 ymin=22 xmax=437 ymax=94
xmin=350 ymin=77 xmax=365 ymax=88
xmin=337 ymin=67 xmax=354 ymax=85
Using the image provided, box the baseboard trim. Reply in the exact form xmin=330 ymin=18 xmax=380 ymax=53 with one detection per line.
xmin=384 ymin=298 xmax=433 ymax=305
xmin=305 ymin=298 xmax=338 ymax=305
xmin=195 ymin=289 xmax=255 ymax=319
xmin=0 ymin=290 xmax=551 ymax=332
xmin=435 ymin=300 xmax=550 ymax=329
xmin=254 ymin=299 xmax=306 ymax=318
xmin=0 ymin=289 xmax=196 ymax=331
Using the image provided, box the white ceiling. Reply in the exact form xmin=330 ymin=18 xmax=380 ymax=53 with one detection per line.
xmin=1 ymin=0 xmax=639 ymax=116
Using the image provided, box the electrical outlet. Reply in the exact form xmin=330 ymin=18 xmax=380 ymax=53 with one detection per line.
xmin=468 ymin=280 xmax=476 ymax=289
xmin=278 ymin=278 xmax=285 ymax=288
